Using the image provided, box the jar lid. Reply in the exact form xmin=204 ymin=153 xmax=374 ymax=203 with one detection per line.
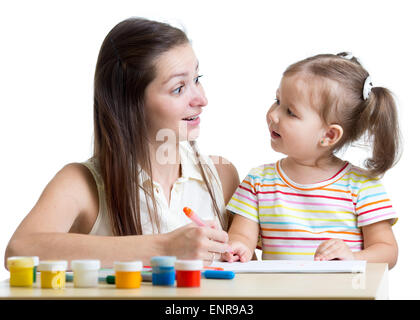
xmin=7 ymin=257 xmax=34 ymax=269
xmin=28 ymin=256 xmax=39 ymax=266
xmin=12 ymin=256 xmax=40 ymax=266
xmin=71 ymin=259 xmax=101 ymax=271
xmin=38 ymin=260 xmax=68 ymax=271
xmin=150 ymin=256 xmax=176 ymax=267
xmin=174 ymin=260 xmax=203 ymax=271
xmin=114 ymin=261 xmax=143 ymax=272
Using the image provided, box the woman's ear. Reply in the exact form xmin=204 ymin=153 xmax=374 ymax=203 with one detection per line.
xmin=320 ymin=124 xmax=343 ymax=147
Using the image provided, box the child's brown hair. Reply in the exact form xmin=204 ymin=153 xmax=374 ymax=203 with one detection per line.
xmin=283 ymin=52 xmax=401 ymax=178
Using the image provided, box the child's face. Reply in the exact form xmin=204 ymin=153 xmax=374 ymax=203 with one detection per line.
xmin=266 ymin=74 xmax=326 ymax=160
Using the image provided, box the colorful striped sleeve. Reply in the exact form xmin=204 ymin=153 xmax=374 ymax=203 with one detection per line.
xmin=353 ymin=175 xmax=398 ymax=227
xmin=226 ymin=169 xmax=260 ymax=223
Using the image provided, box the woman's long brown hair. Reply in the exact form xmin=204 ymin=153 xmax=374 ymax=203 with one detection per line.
xmin=93 ymin=18 xmax=225 ymax=236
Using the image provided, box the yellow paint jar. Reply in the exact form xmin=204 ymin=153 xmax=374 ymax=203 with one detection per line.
xmin=38 ymin=260 xmax=68 ymax=289
xmin=114 ymin=261 xmax=142 ymax=289
xmin=7 ymin=257 xmax=34 ymax=287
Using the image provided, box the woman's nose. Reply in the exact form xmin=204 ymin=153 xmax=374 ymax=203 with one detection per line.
xmin=189 ymin=86 xmax=208 ymax=107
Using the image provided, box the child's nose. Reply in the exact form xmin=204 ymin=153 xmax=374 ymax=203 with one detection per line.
xmin=267 ymin=106 xmax=280 ymax=124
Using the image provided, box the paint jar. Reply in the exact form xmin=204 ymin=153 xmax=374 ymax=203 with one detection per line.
xmin=150 ymin=256 xmax=176 ymax=286
xmin=11 ymin=256 xmax=39 ymax=283
xmin=175 ymin=260 xmax=203 ymax=287
xmin=7 ymin=257 xmax=34 ymax=287
xmin=71 ymin=259 xmax=101 ymax=288
xmin=38 ymin=260 xmax=67 ymax=289
xmin=114 ymin=261 xmax=142 ymax=289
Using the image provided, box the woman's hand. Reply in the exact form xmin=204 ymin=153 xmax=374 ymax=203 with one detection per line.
xmin=314 ymin=239 xmax=354 ymax=261
xmin=221 ymin=240 xmax=252 ymax=263
xmin=164 ymin=221 xmax=230 ymax=265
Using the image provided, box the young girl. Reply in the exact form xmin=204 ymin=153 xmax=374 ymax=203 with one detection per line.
xmin=222 ymin=52 xmax=399 ymax=269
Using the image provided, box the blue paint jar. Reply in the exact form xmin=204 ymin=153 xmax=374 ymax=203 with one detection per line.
xmin=150 ymin=256 xmax=176 ymax=286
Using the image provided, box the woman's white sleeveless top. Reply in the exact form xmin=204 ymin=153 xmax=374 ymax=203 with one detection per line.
xmin=81 ymin=142 xmax=226 ymax=235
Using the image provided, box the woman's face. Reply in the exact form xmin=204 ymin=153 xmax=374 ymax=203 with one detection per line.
xmin=144 ymin=43 xmax=207 ymax=144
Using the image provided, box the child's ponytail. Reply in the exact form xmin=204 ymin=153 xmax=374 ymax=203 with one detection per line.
xmin=360 ymin=86 xmax=401 ymax=178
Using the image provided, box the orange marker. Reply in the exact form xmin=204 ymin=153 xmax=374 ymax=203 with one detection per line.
xmin=183 ymin=207 xmax=234 ymax=254
xmin=204 ymin=266 xmax=224 ymax=271
xmin=183 ymin=207 xmax=206 ymax=227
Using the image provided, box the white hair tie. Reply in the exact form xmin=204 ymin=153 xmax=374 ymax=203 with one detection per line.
xmin=340 ymin=52 xmax=372 ymax=100
xmin=342 ymin=52 xmax=353 ymax=60
xmin=363 ymin=76 xmax=373 ymax=100
xmin=341 ymin=51 xmax=364 ymax=65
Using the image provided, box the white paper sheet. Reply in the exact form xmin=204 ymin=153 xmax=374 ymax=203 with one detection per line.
xmin=209 ymin=260 xmax=366 ymax=273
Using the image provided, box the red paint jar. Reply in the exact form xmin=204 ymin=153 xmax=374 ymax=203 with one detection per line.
xmin=175 ymin=260 xmax=203 ymax=287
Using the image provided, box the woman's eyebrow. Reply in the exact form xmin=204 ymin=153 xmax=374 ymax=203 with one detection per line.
xmin=162 ymin=62 xmax=199 ymax=85
xmin=163 ymin=72 xmax=188 ymax=84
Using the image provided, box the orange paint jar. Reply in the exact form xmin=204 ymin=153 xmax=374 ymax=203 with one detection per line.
xmin=114 ymin=261 xmax=142 ymax=289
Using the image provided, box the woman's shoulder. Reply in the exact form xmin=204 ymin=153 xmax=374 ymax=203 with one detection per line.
xmin=207 ymin=155 xmax=240 ymax=205
xmin=58 ymin=161 xmax=96 ymax=184
xmin=208 ymin=155 xmax=239 ymax=181
xmin=55 ymin=162 xmax=99 ymax=206
xmin=53 ymin=162 xmax=92 ymax=185
xmin=56 ymin=162 xmax=100 ymax=233
xmin=23 ymin=161 xmax=100 ymax=235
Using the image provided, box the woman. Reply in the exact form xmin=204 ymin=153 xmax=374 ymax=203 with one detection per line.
xmin=4 ymin=17 xmax=239 ymax=268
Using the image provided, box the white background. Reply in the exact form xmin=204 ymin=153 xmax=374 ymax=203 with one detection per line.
xmin=1 ymin=0 xmax=419 ymax=299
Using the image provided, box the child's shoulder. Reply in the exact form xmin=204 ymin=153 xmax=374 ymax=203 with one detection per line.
xmin=246 ymin=162 xmax=278 ymax=179
xmin=342 ymin=162 xmax=382 ymax=185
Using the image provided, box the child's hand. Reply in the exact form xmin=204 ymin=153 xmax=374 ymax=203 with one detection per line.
xmin=221 ymin=241 xmax=252 ymax=263
xmin=314 ymin=239 xmax=354 ymax=261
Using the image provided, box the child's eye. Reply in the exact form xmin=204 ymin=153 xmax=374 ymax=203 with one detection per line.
xmin=274 ymin=98 xmax=280 ymax=105
xmin=287 ymin=108 xmax=296 ymax=117
xmin=194 ymin=75 xmax=203 ymax=84
xmin=172 ymin=85 xmax=184 ymax=95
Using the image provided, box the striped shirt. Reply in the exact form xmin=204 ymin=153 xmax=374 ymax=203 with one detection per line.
xmin=226 ymin=160 xmax=398 ymax=260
